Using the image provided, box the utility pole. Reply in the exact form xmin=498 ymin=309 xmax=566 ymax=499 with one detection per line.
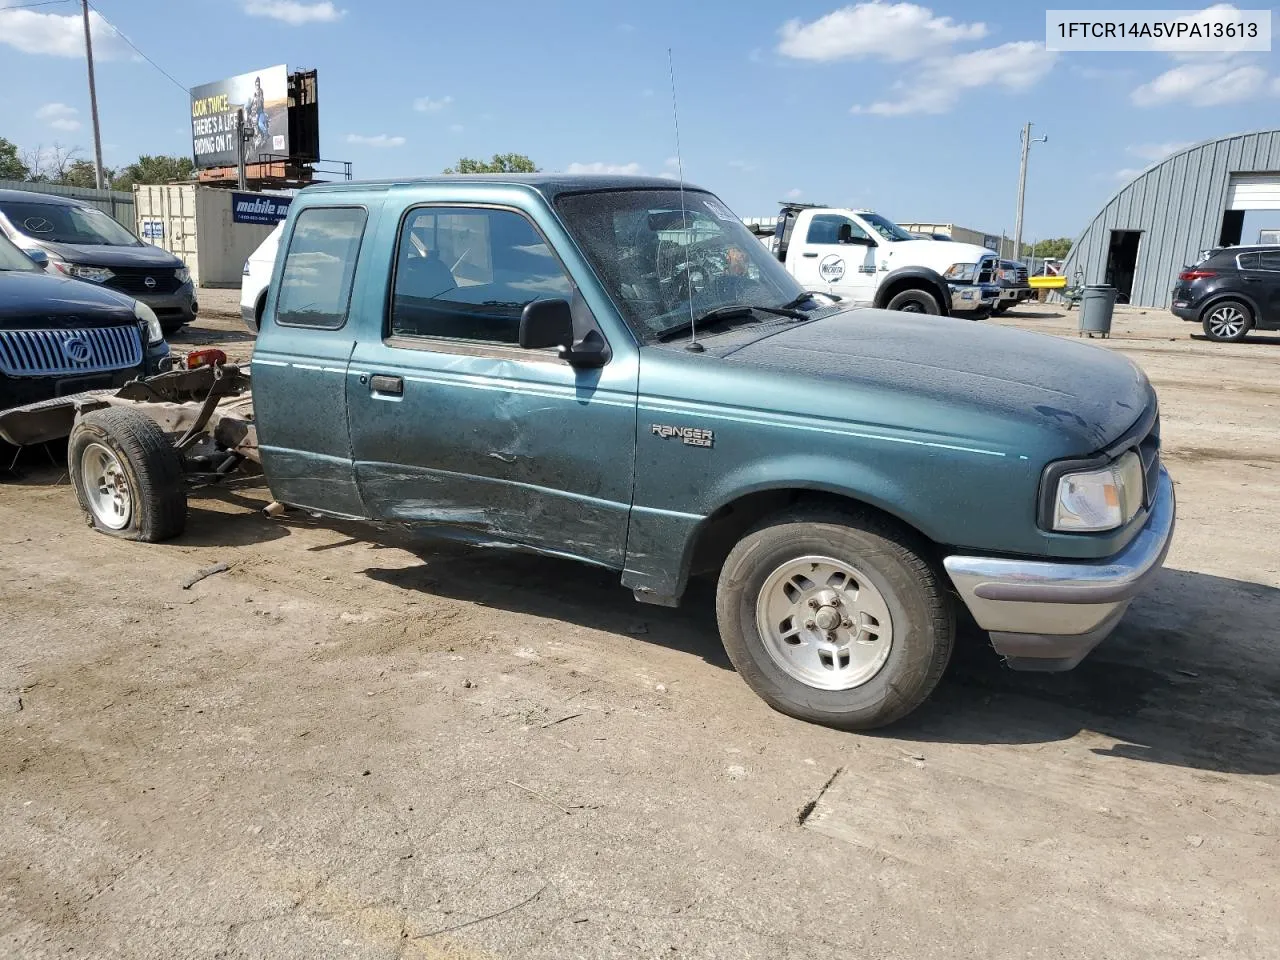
xmin=235 ymin=109 xmax=248 ymax=190
xmin=81 ymin=0 xmax=106 ymax=190
xmin=1013 ymin=122 xmax=1047 ymax=262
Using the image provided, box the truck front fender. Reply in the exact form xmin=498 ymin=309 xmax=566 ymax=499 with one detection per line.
xmin=873 ymin=266 xmax=953 ymax=317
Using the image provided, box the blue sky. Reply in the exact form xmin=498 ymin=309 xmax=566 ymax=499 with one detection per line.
xmin=1 ymin=0 xmax=1278 ymax=241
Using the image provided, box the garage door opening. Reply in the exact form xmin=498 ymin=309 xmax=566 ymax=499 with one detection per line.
xmin=1105 ymin=230 xmax=1141 ymax=302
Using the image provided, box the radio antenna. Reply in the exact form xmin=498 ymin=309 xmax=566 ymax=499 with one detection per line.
xmin=668 ymin=48 xmax=702 ymax=353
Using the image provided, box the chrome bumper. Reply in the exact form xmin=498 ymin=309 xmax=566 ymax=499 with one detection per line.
xmin=943 ymin=467 xmax=1175 ymax=670
xmin=949 ymin=283 xmax=998 ymax=313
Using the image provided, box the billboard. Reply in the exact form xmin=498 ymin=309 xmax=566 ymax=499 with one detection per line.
xmin=190 ymin=65 xmax=289 ymax=169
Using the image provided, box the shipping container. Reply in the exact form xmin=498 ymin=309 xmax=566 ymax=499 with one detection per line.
xmin=134 ymin=184 xmax=286 ymax=288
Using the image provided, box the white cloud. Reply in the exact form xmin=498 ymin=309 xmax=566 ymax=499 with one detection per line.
xmin=413 ymin=95 xmax=453 ymax=113
xmin=1112 ymin=167 xmax=1144 ymax=182
xmin=778 ymin=2 xmax=987 ymax=62
xmin=35 ymin=102 xmax=81 ymax=132
xmin=728 ymin=159 xmax=756 ymax=172
xmin=785 ymin=188 xmax=803 ymax=200
xmin=1131 ymin=59 xmax=1267 ymax=106
xmin=856 ymin=41 xmax=1056 ymax=115
xmin=346 ymin=133 xmax=405 ymax=148
xmin=566 ymin=161 xmax=643 ymax=175
xmin=241 ymin=1 xmax=345 ymax=24
xmin=1126 ymin=142 xmax=1192 ymax=162
xmin=0 ymin=6 xmax=129 ymax=59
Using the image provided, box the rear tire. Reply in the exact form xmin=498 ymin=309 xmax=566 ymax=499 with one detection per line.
xmin=716 ymin=508 xmax=954 ymax=730
xmin=1201 ymin=300 xmax=1253 ymax=342
xmin=884 ymin=288 xmax=941 ymax=315
xmin=69 ymin=408 xmax=187 ymax=542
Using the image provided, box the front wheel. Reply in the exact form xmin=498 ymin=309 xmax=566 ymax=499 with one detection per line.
xmin=716 ymin=509 xmax=954 ymax=729
xmin=991 ymin=302 xmax=1010 ymax=315
xmin=1201 ymin=300 xmax=1253 ymax=342
xmin=884 ymin=288 xmax=941 ymax=314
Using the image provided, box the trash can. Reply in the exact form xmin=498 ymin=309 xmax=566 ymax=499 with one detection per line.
xmin=1078 ymin=284 xmax=1118 ymax=338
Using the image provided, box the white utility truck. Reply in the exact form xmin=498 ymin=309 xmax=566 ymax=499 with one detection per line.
xmin=761 ymin=203 xmax=999 ymax=317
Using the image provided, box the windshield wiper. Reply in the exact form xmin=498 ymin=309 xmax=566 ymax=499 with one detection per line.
xmin=777 ymin=291 xmax=841 ymax=310
xmin=657 ymin=302 xmax=808 ymax=343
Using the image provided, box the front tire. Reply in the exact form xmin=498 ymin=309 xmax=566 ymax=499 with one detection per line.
xmin=991 ymin=301 xmax=1010 ymax=315
xmin=69 ymin=408 xmax=187 ymax=542
xmin=1201 ymin=300 xmax=1253 ymax=342
xmin=884 ymin=288 xmax=941 ymax=314
xmin=716 ymin=508 xmax=954 ymax=730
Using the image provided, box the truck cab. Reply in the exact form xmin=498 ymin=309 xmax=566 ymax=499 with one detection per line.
xmin=772 ymin=203 xmax=999 ymax=316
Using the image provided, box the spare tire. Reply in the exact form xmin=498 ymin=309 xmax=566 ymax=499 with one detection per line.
xmin=69 ymin=407 xmax=187 ymax=542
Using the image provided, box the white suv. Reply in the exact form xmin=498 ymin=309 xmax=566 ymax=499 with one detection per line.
xmin=239 ymin=223 xmax=282 ymax=334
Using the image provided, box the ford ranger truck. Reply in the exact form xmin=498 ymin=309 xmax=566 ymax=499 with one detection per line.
xmin=771 ymin=202 xmax=1000 ymax=316
xmin=0 ymin=175 xmax=1175 ymax=730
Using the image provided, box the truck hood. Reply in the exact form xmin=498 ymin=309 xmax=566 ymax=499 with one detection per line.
xmin=880 ymin=239 xmax=991 ymax=274
xmin=719 ymin=308 xmax=1151 ymax=454
xmin=0 ymin=270 xmax=137 ymax=328
xmin=28 ymin=239 xmax=183 ymax=269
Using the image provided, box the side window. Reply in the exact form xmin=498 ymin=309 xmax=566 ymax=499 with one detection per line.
xmin=276 ymin=206 xmax=367 ymax=329
xmin=389 ymin=207 xmax=572 ymax=344
xmin=806 ymin=214 xmax=869 ymax=245
xmin=1236 ymin=252 xmax=1260 ymax=270
xmin=1256 ymin=251 xmax=1280 ymax=272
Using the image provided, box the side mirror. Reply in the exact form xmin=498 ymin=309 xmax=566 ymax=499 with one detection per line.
xmin=519 ymin=297 xmax=610 ymax=368
xmin=519 ymin=298 xmax=574 ymax=350
xmin=25 ymin=248 xmax=49 ymax=270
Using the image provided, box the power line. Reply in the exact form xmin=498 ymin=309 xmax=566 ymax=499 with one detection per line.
xmin=85 ymin=0 xmax=188 ymax=96
xmin=0 ymin=1 xmax=74 ymax=10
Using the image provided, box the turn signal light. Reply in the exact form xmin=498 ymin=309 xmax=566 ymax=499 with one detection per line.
xmin=186 ymin=348 xmax=227 ymax=369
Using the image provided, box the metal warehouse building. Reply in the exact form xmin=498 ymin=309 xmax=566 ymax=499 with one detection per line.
xmin=1063 ymin=129 xmax=1280 ymax=308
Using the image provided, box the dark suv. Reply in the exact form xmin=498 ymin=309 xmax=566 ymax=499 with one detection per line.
xmin=1171 ymin=245 xmax=1280 ymax=342
xmin=0 ymin=189 xmax=197 ymax=336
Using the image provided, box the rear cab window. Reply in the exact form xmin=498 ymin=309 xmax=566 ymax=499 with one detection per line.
xmin=275 ymin=206 xmax=368 ymax=329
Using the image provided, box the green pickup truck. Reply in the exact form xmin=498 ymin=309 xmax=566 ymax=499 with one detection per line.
xmin=0 ymin=175 xmax=1175 ymax=729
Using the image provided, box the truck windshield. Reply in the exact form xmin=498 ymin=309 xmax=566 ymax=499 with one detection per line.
xmin=0 ymin=200 xmax=141 ymax=247
xmin=555 ymin=189 xmax=806 ymax=342
xmin=860 ymin=213 xmax=915 ymax=243
xmin=0 ymin=232 xmax=37 ymax=272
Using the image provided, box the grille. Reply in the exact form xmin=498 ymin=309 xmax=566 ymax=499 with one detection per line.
xmin=0 ymin=325 xmax=143 ymax=377
xmin=106 ymin=267 xmax=183 ymax=295
xmin=977 ymin=256 xmax=997 ymax=284
xmin=1015 ymin=266 xmax=1029 ymax=284
xmin=1139 ymin=412 xmax=1162 ymax=505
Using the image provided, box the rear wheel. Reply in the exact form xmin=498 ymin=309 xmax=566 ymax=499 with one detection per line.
xmin=69 ymin=408 xmax=187 ymax=542
xmin=716 ymin=508 xmax=954 ymax=729
xmin=884 ymin=288 xmax=941 ymax=314
xmin=1201 ymin=300 xmax=1253 ymax=342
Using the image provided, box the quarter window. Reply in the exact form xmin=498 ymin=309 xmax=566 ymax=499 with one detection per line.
xmin=806 ymin=214 xmax=870 ymax=245
xmin=1256 ymin=251 xmax=1280 ymax=272
xmin=275 ymin=206 xmax=367 ymax=329
xmin=1236 ymin=252 xmax=1260 ymax=270
xmin=389 ymin=207 xmax=572 ymax=344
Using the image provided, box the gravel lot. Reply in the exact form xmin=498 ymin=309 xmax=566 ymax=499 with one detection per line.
xmin=1 ymin=300 xmax=1277 ymax=959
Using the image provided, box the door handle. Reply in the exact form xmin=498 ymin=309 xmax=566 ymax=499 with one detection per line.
xmin=370 ymin=374 xmax=403 ymax=396
xmin=802 ymin=252 xmax=818 ymax=258
xmin=1242 ymin=276 xmax=1261 ymax=282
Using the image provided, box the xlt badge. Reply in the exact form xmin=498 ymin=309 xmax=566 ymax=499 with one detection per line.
xmin=651 ymin=424 xmax=714 ymax=448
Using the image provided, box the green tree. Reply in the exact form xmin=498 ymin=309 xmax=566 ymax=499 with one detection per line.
xmin=443 ymin=153 xmax=538 ymax=174
xmin=111 ymin=154 xmax=195 ymax=191
xmin=58 ymin=158 xmax=111 ymax=189
xmin=0 ymin=137 xmax=29 ymax=181
xmin=1032 ymin=237 xmax=1072 ymax=260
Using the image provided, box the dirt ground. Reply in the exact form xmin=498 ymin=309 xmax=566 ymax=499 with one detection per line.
xmin=1 ymin=297 xmax=1277 ymax=960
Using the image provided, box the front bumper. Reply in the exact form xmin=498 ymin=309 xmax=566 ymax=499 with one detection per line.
xmin=943 ymin=467 xmax=1175 ymax=671
xmin=949 ymin=283 xmax=999 ymax=313
xmin=133 ymin=284 xmax=199 ymax=328
xmin=999 ymin=284 xmax=1035 ymax=304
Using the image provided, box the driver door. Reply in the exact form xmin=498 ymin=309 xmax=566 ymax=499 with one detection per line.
xmin=800 ymin=214 xmax=879 ymax=305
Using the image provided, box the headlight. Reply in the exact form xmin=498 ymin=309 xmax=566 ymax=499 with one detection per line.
xmin=943 ymin=262 xmax=977 ymax=282
xmin=1053 ymin=451 xmax=1144 ymax=532
xmin=67 ymin=264 xmax=115 ymax=283
xmin=176 ymin=267 xmax=191 ymax=284
xmin=134 ymin=301 xmax=164 ymax=345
